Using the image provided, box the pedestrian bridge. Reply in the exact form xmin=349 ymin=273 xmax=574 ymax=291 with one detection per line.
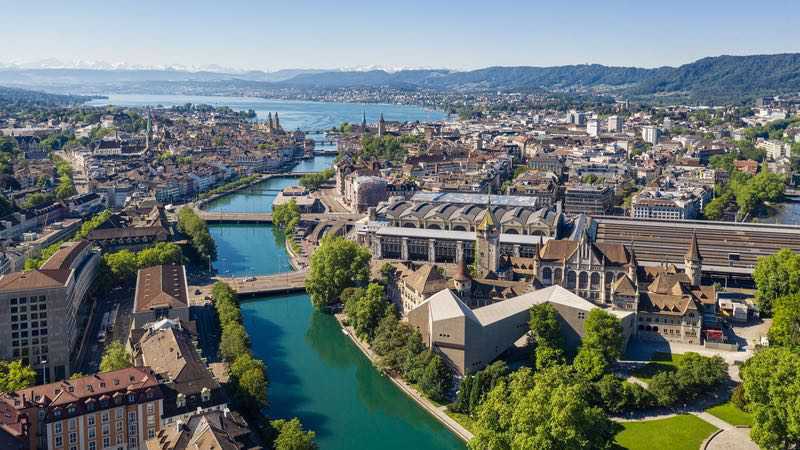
xmin=216 ymin=270 xmax=308 ymax=296
xmin=197 ymin=210 xmax=363 ymax=224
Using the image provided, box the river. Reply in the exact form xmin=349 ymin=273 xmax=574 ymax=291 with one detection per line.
xmin=119 ymin=95 xmax=462 ymax=449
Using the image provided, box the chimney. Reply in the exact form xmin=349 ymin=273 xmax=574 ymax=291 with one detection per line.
xmin=223 ymin=407 xmax=230 ymax=418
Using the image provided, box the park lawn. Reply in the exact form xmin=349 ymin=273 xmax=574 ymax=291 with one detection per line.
xmin=447 ymin=411 xmax=477 ymax=434
xmin=615 ymin=414 xmax=718 ymax=450
xmin=630 ymin=352 xmax=685 ymax=382
xmin=706 ymin=401 xmax=753 ymax=427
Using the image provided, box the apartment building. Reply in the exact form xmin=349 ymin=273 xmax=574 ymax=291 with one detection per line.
xmin=0 ymin=241 xmax=99 ymax=382
xmin=0 ymin=367 xmax=164 ymax=450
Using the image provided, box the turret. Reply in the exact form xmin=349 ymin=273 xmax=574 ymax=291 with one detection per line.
xmin=684 ymin=231 xmax=703 ymax=287
xmin=453 ymin=259 xmax=472 ymax=300
xmin=378 ymin=112 xmax=386 ymax=137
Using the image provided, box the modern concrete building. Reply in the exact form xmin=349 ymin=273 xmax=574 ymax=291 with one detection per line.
xmin=642 ymin=125 xmax=661 ymax=145
xmin=607 ymin=115 xmax=623 ymax=133
xmin=406 ymin=285 xmax=635 ymax=375
xmin=132 ymin=265 xmax=190 ymax=329
xmin=563 ymin=184 xmax=614 ymax=216
xmin=0 ymin=240 xmax=99 ymax=382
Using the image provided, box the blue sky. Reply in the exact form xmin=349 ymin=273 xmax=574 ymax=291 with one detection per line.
xmin=4 ymin=0 xmax=800 ymax=70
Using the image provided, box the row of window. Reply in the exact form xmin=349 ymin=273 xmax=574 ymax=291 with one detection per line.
xmin=9 ymin=296 xmax=46 ymax=305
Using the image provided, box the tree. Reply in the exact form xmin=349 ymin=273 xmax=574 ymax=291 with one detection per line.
xmin=753 ymin=249 xmax=800 ymax=315
xmin=371 ymin=307 xmax=413 ymax=373
xmin=299 ymin=168 xmax=335 ymax=191
xmin=401 ymin=330 xmax=427 ymax=383
xmin=0 ymin=360 xmax=37 ymax=393
xmin=581 ymin=309 xmax=624 ymax=366
xmin=418 ymin=351 xmax=453 ymax=403
xmin=76 ymin=209 xmax=112 ymax=239
xmin=469 ymin=366 xmax=615 ymax=450
xmin=347 ymin=283 xmax=389 ymax=341
xmin=177 ymin=207 xmax=217 ymax=261
xmin=768 ymin=294 xmax=800 ymax=349
xmin=220 ymin=323 xmax=250 ymax=361
xmin=452 ymin=361 xmax=508 ymax=415
xmin=271 ymin=418 xmax=317 ymax=450
xmin=573 ymin=346 xmax=608 ymax=381
xmin=529 ymin=303 xmax=563 ymax=349
xmin=273 ymin=199 xmax=301 ymax=234
xmin=69 ymin=372 xmax=86 ymax=380
xmin=136 ymin=242 xmax=182 ymax=268
xmin=230 ymin=354 xmax=268 ymax=409
xmin=535 ymin=344 xmax=565 ymax=371
xmin=741 ymin=347 xmax=800 ymax=449
xmin=305 ymin=236 xmax=370 ymax=309
xmin=99 ymin=342 xmax=132 ymax=372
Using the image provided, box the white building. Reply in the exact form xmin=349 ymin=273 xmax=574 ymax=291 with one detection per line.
xmin=642 ymin=125 xmax=661 ymax=145
xmin=586 ymin=119 xmax=600 ymax=137
xmin=608 ymin=115 xmax=623 ymax=133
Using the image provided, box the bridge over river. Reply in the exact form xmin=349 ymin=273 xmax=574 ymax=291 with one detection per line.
xmin=197 ymin=210 xmax=363 ymax=224
xmin=216 ymin=270 xmax=308 ymax=296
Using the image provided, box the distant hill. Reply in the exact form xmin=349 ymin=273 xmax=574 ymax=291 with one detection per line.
xmin=0 ymin=85 xmax=96 ymax=107
xmin=276 ymin=54 xmax=800 ymax=102
xmin=1 ymin=54 xmax=800 ymax=104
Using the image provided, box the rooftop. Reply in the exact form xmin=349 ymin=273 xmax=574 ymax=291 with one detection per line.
xmin=134 ymin=265 xmax=189 ymax=314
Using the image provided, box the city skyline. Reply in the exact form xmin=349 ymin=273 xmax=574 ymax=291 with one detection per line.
xmin=3 ymin=0 xmax=800 ymax=71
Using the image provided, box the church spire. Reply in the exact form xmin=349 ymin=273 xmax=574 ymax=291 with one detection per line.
xmin=686 ymin=231 xmax=702 ymax=262
xmin=362 ymin=110 xmax=367 ymax=131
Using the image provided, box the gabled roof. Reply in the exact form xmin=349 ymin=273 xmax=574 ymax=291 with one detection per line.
xmin=425 ymin=289 xmax=479 ymax=323
xmin=405 ymin=264 xmax=448 ymax=296
xmin=686 ymin=231 xmax=702 ymax=262
xmin=612 ymin=274 xmax=637 ymax=296
xmin=134 ymin=265 xmax=188 ymax=313
xmin=0 ymin=269 xmax=70 ymax=291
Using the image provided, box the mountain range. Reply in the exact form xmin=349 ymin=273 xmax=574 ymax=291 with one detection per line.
xmin=1 ymin=53 xmax=800 ymax=104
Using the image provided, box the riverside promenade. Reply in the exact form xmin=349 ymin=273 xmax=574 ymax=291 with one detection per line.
xmin=335 ymin=314 xmax=474 ymax=443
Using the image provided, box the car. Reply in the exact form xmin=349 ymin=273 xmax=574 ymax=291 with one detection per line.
xmin=194 ymin=289 xmax=202 ymax=295
xmin=245 ymin=276 xmax=257 ymax=282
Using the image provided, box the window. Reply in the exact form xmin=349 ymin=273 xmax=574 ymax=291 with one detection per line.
xmin=128 ymin=411 xmax=137 ymax=422
xmin=128 ymin=436 xmax=138 ymax=448
xmin=146 ymin=403 xmax=154 ymax=415
xmin=577 ymin=311 xmax=586 ymax=320
xmin=88 ymin=428 xmax=96 ymax=439
xmin=88 ymin=415 xmax=95 ymax=426
xmin=147 ymin=428 xmax=155 ymax=439
xmin=68 ymin=432 xmax=77 ymax=445
xmin=54 ymin=422 xmax=62 ymax=433
xmin=101 ymin=412 xmax=109 ymax=423
xmin=68 ymin=418 xmax=76 ymax=430
xmin=116 ymin=421 xmax=123 ymax=433
xmin=103 ymin=437 xmax=110 ymax=448
xmin=88 ymin=442 xmax=96 ymax=450
xmin=55 ymin=436 xmax=63 ymax=448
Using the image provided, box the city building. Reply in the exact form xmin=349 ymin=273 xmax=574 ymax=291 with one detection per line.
xmin=0 ymin=241 xmax=99 ymax=382
xmin=641 ymin=125 xmax=661 ymax=145
xmin=130 ymin=319 xmax=228 ymax=425
xmin=406 ymin=285 xmax=635 ymax=375
xmin=607 ymin=116 xmax=623 ymax=133
xmin=586 ymin=119 xmax=599 ymax=137
xmin=563 ymin=184 xmax=614 ymax=216
xmin=0 ymin=367 xmax=164 ymax=450
xmin=131 ymin=265 xmax=190 ymax=329
xmin=144 ymin=409 xmax=259 ymax=450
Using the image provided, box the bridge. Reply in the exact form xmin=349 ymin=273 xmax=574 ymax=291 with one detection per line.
xmin=197 ymin=210 xmax=363 ymax=224
xmin=217 ymin=270 xmax=308 ymax=296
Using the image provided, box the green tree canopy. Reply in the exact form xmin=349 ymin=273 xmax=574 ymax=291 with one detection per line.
xmin=469 ymin=366 xmax=615 ymax=450
xmin=99 ymin=342 xmax=133 ymax=372
xmin=271 ymin=418 xmax=317 ymax=450
xmin=742 ymin=347 xmax=800 ymax=450
xmin=305 ymin=236 xmax=371 ymax=309
xmin=529 ymin=303 xmax=563 ymax=349
xmin=753 ymin=248 xmax=800 ymax=316
xmin=768 ymin=295 xmax=800 ymax=349
xmin=0 ymin=360 xmax=37 ymax=393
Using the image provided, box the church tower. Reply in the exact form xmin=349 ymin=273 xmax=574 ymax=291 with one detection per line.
xmin=685 ymin=232 xmax=703 ymax=287
xmin=274 ymin=112 xmax=281 ymax=130
xmin=453 ymin=259 xmax=472 ymax=303
xmin=362 ymin=110 xmax=367 ymax=132
xmin=267 ymin=112 xmax=274 ymax=132
xmin=378 ymin=113 xmax=386 ymax=137
xmin=476 ymin=197 xmax=500 ymax=277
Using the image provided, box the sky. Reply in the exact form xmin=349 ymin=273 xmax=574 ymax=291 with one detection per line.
xmin=3 ymin=0 xmax=800 ymax=71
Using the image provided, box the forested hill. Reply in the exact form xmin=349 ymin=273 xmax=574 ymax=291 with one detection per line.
xmin=277 ymin=53 xmax=800 ymax=103
xmin=0 ymin=86 xmax=97 ymax=108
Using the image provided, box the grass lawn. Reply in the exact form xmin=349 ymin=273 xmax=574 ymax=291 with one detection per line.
xmin=630 ymin=352 xmax=685 ymax=382
xmin=614 ymin=414 xmax=718 ymax=450
xmin=446 ymin=411 xmax=477 ymax=434
xmin=706 ymin=401 xmax=753 ymax=427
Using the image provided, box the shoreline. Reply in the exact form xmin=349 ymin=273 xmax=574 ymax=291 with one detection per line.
xmin=333 ymin=314 xmax=474 ymax=444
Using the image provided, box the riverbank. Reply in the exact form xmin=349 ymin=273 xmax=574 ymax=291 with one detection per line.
xmin=334 ymin=313 xmax=474 ymax=443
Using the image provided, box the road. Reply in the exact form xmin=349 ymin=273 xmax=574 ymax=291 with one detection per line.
xmin=76 ymin=286 xmax=134 ymax=374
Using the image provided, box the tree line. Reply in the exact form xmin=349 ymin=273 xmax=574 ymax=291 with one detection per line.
xmin=177 ymin=207 xmax=217 ymax=262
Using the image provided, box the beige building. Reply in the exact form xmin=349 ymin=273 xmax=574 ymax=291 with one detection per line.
xmin=0 ymin=240 xmax=99 ymax=382
xmin=132 ymin=265 xmax=190 ymax=329
xmin=0 ymin=367 xmax=164 ymax=450
xmin=407 ymin=285 xmax=635 ymax=375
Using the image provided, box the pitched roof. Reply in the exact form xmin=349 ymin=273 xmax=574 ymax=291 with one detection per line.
xmin=595 ymin=242 xmax=629 ymax=265
xmin=612 ymin=274 xmax=637 ymax=296
xmin=40 ymin=240 xmax=90 ymax=271
xmin=0 ymin=270 xmax=70 ymax=291
xmin=405 ymin=264 xmax=448 ymax=296
xmin=134 ymin=265 xmax=188 ymax=314
xmin=539 ymin=240 xmax=578 ymax=261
